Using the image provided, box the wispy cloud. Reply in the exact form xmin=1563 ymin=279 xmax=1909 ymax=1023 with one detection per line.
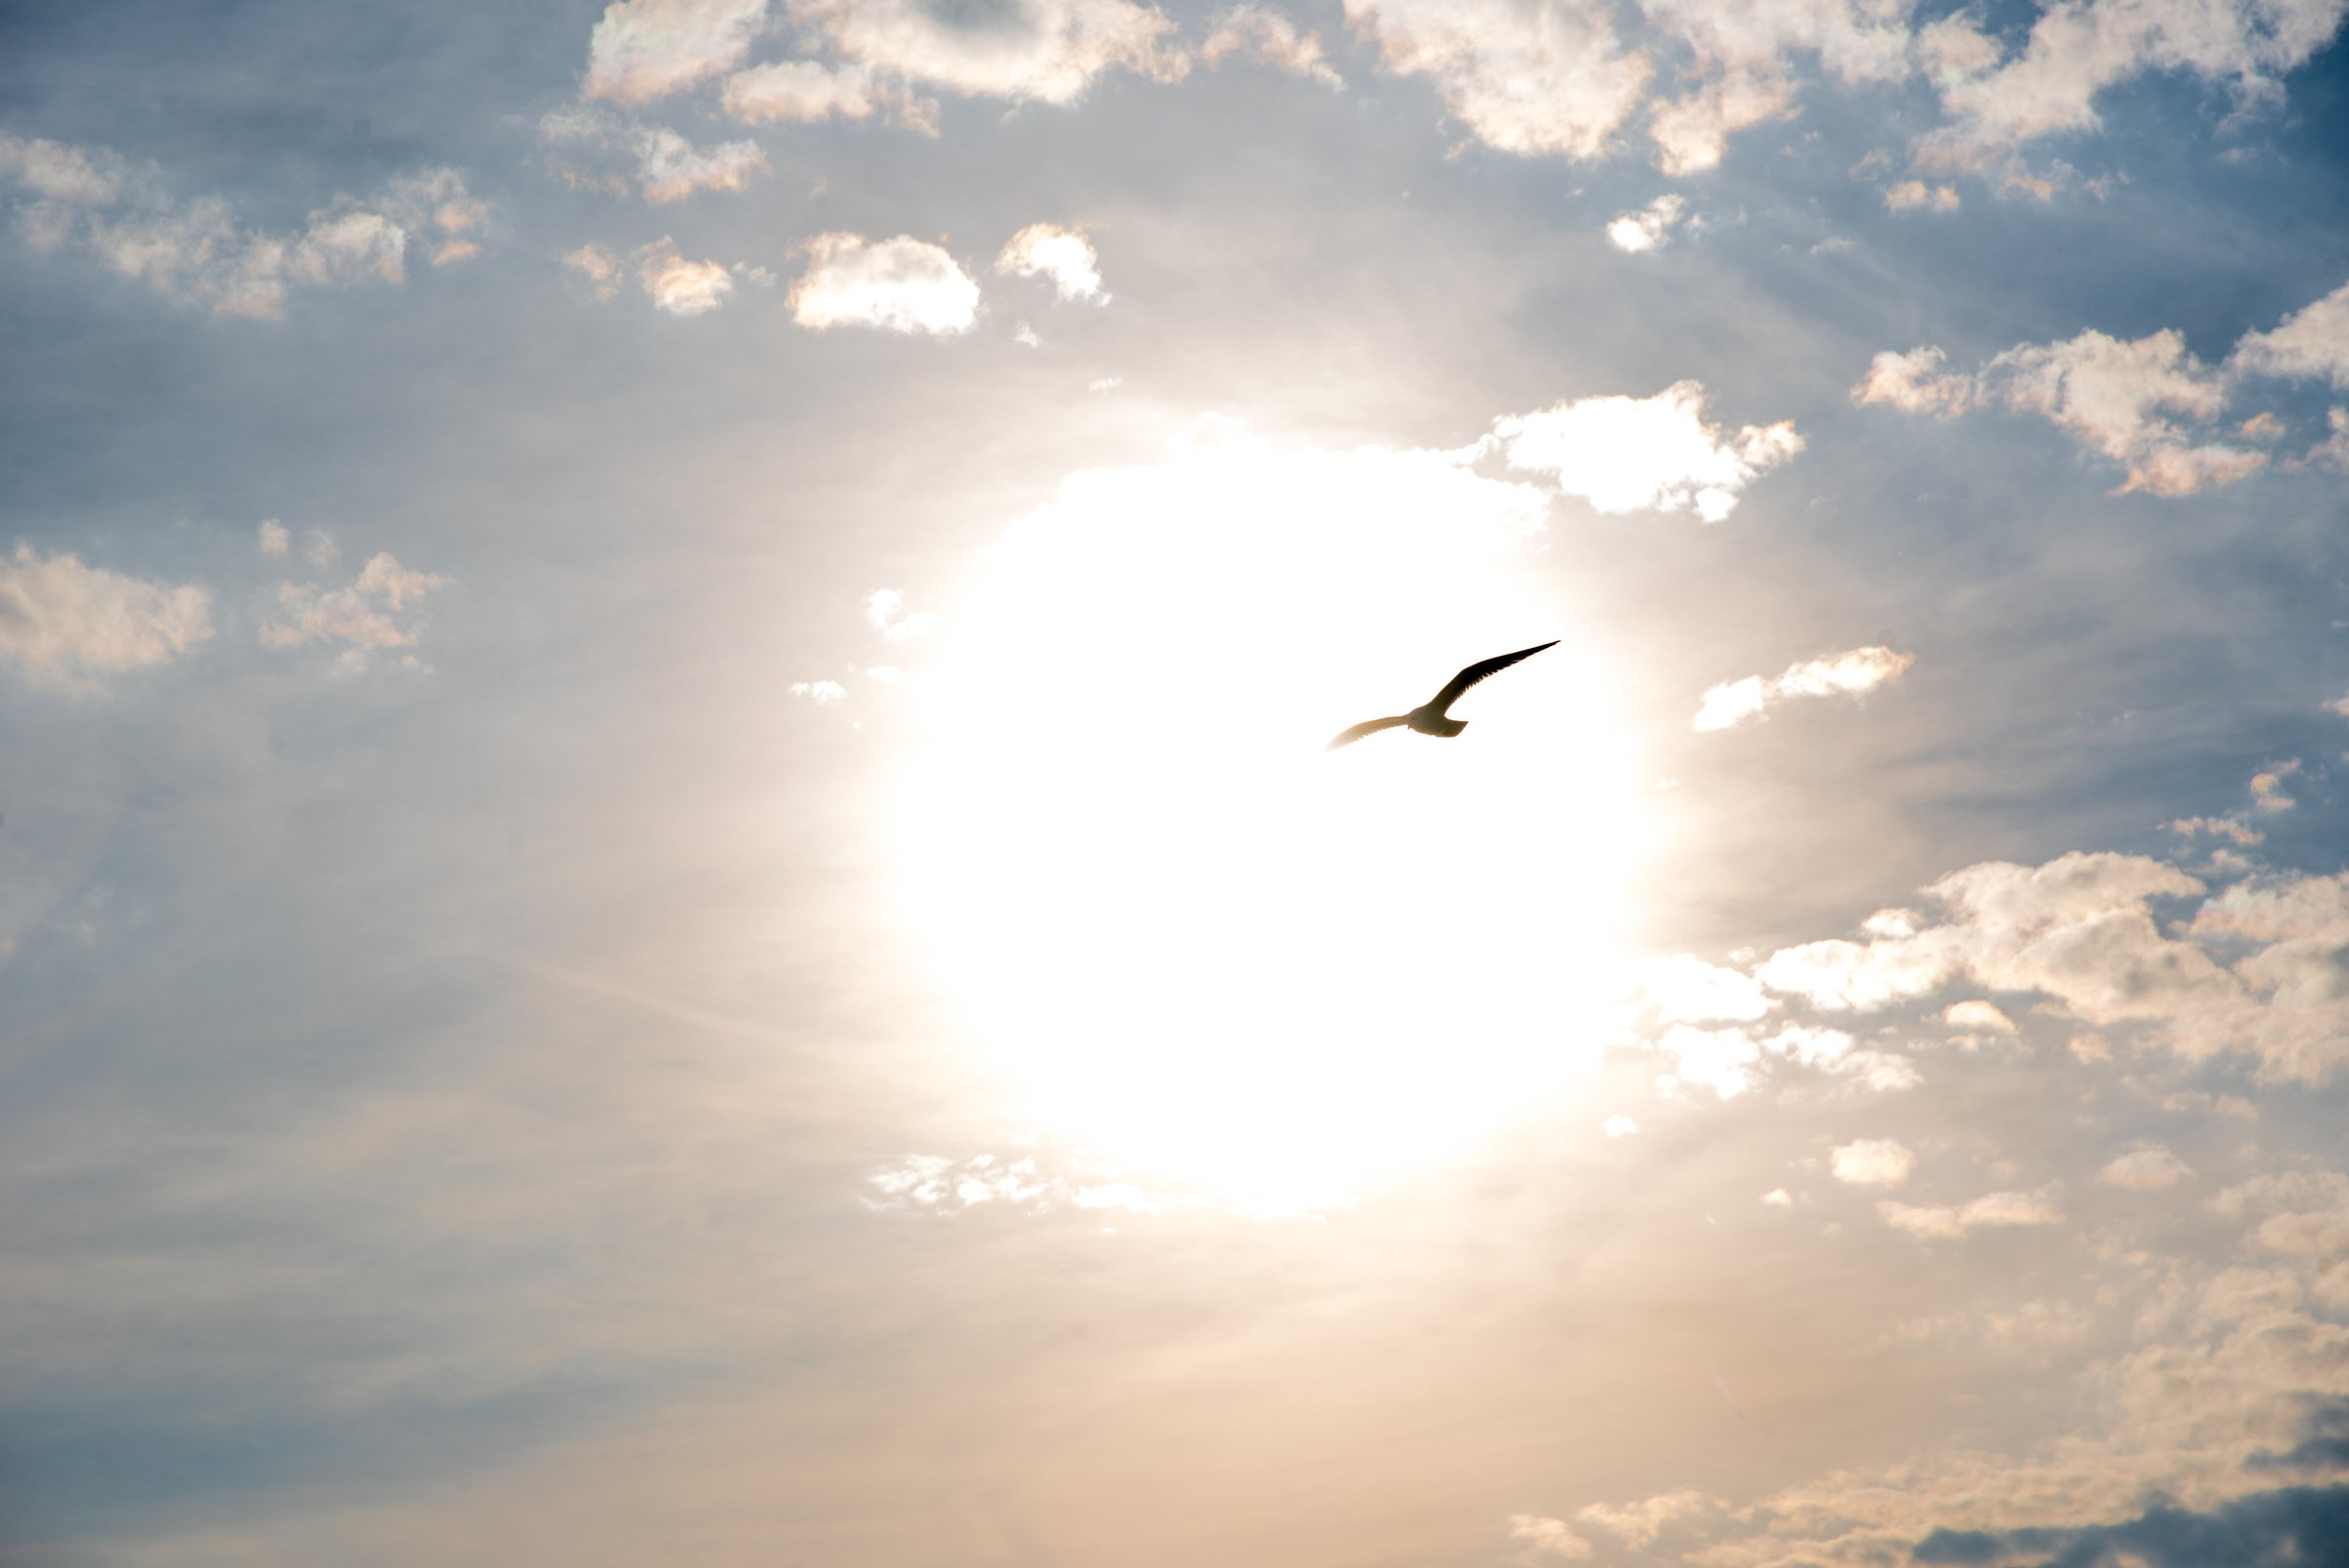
xmin=1693 ymin=645 xmax=1913 ymax=731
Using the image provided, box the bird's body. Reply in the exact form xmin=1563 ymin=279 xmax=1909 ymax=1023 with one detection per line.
xmin=1327 ymin=640 xmax=1559 ymax=750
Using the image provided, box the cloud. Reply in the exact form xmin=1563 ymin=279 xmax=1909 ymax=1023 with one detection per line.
xmin=0 ymin=137 xmax=481 ymax=317
xmin=1509 ymin=1513 xmax=1594 ymax=1557
xmin=1201 ymin=6 xmax=1343 ymax=87
xmin=1644 ymin=71 xmax=1797 ymax=176
xmin=2101 ymin=1146 xmax=2194 ymax=1189
xmin=1600 ymin=1115 xmax=1638 ymax=1138
xmin=1693 ymin=644 xmax=1912 ymax=731
xmin=540 ymin=108 xmax=768 ymax=202
xmin=1880 ymin=1188 xmax=2064 ymax=1238
xmin=1343 ymin=0 xmax=1651 ymax=161
xmin=1833 ymin=1138 xmax=1917 ymax=1187
xmin=256 ymin=520 xmax=289 ymax=557
xmin=1851 ymin=345 xmax=1977 ymax=417
xmin=720 ymin=60 xmax=938 ymax=131
xmin=1577 ymin=1488 xmax=1713 ymax=1549
xmin=2171 ymin=815 xmax=2264 ymax=846
xmin=562 ymin=242 xmax=625 ymax=300
xmin=1492 ymin=381 xmax=1801 ymax=521
xmin=1913 ymin=1483 xmax=2349 ymax=1568
xmin=1884 ymin=179 xmax=1961 ymax=212
xmin=790 ymin=232 xmax=979 ymax=335
xmin=636 ymin=237 xmax=734 ymax=315
xmin=1920 ymin=0 xmax=2349 ymax=174
xmin=583 ymin=0 xmax=771 ymax=103
xmin=1638 ymin=953 xmax=1773 ymax=1022
xmin=2251 ymin=762 xmax=2300 ymax=813
xmin=789 ymin=679 xmax=848 ymax=704
xmin=1985 ymin=328 xmax=2265 ymax=496
xmin=0 ymin=543 xmax=213 ymax=687
xmin=864 ymin=588 xmax=941 ymax=641
xmin=1604 ymin=193 xmax=1685 ymax=253
xmin=2305 ymin=407 xmax=2349 ymax=472
xmin=787 ymin=0 xmax=1187 ymax=105
xmin=262 ymin=552 xmax=446 ymax=664
xmin=994 ymin=222 xmax=1106 ymax=302
xmin=1943 ymin=998 xmax=2015 ymax=1033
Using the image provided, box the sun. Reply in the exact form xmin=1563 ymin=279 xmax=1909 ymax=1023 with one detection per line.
xmin=896 ymin=425 xmax=1645 ymax=1210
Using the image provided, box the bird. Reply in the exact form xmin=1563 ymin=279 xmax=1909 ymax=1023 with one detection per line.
xmin=1326 ymin=640 xmax=1559 ymax=750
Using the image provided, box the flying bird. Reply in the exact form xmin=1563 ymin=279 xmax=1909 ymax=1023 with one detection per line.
xmin=1326 ymin=640 xmax=1559 ymax=750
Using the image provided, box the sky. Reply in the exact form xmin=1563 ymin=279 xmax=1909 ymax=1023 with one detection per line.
xmin=5 ymin=0 xmax=2349 ymax=1563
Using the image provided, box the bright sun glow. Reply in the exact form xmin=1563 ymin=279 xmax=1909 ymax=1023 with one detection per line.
xmin=898 ymin=425 xmax=1644 ymax=1210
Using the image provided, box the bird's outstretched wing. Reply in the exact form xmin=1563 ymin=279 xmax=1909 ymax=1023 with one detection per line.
xmin=1427 ymin=639 xmax=1560 ymax=716
xmin=1327 ymin=714 xmax=1411 ymax=750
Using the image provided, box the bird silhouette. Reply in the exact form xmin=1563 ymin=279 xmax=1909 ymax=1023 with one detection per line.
xmin=1326 ymin=640 xmax=1559 ymax=750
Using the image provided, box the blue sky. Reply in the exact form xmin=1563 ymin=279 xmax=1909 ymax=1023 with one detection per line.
xmin=6 ymin=1 xmax=2349 ymax=1564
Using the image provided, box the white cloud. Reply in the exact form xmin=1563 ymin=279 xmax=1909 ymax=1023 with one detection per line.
xmin=262 ymin=551 xmax=446 ymax=662
xmin=787 ymin=0 xmax=1187 ymax=105
xmin=2101 ymin=1146 xmax=2193 ymax=1189
xmin=1201 ymin=6 xmax=1343 ymax=86
xmin=1831 ymin=1137 xmax=1916 ymax=1187
xmin=2250 ymin=761 xmax=2299 ymax=813
xmin=994 ymin=222 xmax=1106 ymax=302
xmin=1655 ymin=1024 xmax=1762 ymax=1099
xmin=540 ymin=108 xmax=767 ymax=202
xmin=1343 ymin=0 xmax=1650 ymax=161
xmin=790 ymin=679 xmax=848 ymax=705
xmin=1604 ymin=193 xmax=1685 ymax=253
xmin=864 ymin=588 xmax=941 ymax=641
xmin=1577 ymin=1488 xmax=1712 ymax=1549
xmin=636 ymin=237 xmax=734 ymax=315
xmin=256 ymin=520 xmax=289 ymax=556
xmin=1942 ymin=998 xmax=2015 ymax=1033
xmin=1762 ymin=1186 xmax=1794 ymax=1206
xmin=1509 ymin=1513 xmax=1594 ymax=1557
xmin=1851 ymin=345 xmax=1976 ymax=418
xmin=2232 ymin=278 xmax=2349 ymax=385
xmin=0 ymin=543 xmax=213 ymax=686
xmin=1922 ymin=0 xmax=2349 ymax=170
xmin=1492 ymin=381 xmax=1801 ymax=521
xmin=790 ymin=232 xmax=978 ymax=335
xmin=562 ymin=242 xmax=624 ymax=300
xmin=1639 ymin=952 xmax=1773 ymax=1022
xmin=720 ymin=59 xmax=938 ymax=132
xmin=2168 ymin=815 xmax=2263 ymax=846
xmin=1984 ymin=328 xmax=2264 ymax=496
xmin=583 ymin=0 xmax=771 ymax=103
xmin=1644 ymin=71 xmax=1797 ymax=176
xmin=1879 ymin=1188 xmax=2063 ymax=1237
xmin=1601 ymin=1115 xmax=1639 ymax=1138
xmin=1692 ymin=644 xmax=1913 ymax=731
xmin=0 ymin=137 xmax=480 ymax=317
xmin=1884 ymin=179 xmax=1961 ymax=212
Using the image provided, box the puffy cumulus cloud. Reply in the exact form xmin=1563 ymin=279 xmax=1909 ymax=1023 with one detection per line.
xmin=562 ymin=242 xmax=625 ymax=300
xmin=1832 ymin=1137 xmax=1917 ymax=1187
xmin=789 ymin=232 xmax=979 ymax=335
xmin=1880 ymin=1187 xmax=2064 ymax=1237
xmin=1637 ymin=952 xmax=1772 ymax=1023
xmin=1491 ymin=381 xmax=1801 ymax=521
xmin=994 ymin=222 xmax=1106 ymax=302
xmin=539 ymin=108 xmax=768 ymax=202
xmin=256 ymin=520 xmax=289 ymax=556
xmin=1692 ymin=644 xmax=1912 ymax=731
xmin=1201 ymin=5 xmax=1343 ymax=86
xmin=1921 ymin=0 xmax=2349 ymax=173
xmin=2101 ymin=1146 xmax=2194 ymax=1189
xmin=1644 ymin=71 xmax=1798 ymax=175
xmin=1645 ymin=1019 xmax=1914 ymax=1100
xmin=636 ymin=237 xmax=734 ymax=315
xmin=788 ymin=0 xmax=1187 ymax=105
xmin=1343 ymin=0 xmax=1651 ymax=161
xmin=864 ymin=587 xmax=941 ymax=641
xmin=1851 ymin=345 xmax=1976 ymax=418
xmin=1745 ymin=851 xmax=2349 ymax=1083
xmin=1604 ymin=192 xmax=1685 ymax=253
xmin=1985 ymin=328 xmax=2265 ymax=496
xmin=1577 ymin=1488 xmax=1715 ymax=1549
xmin=1508 ymin=1513 xmax=1594 ymax=1556
xmin=2251 ymin=761 xmax=2300 ymax=813
xmin=0 ymin=137 xmax=481 ymax=317
xmin=583 ymin=0 xmax=771 ymax=103
xmin=1885 ymin=178 xmax=1961 ymax=212
xmin=0 ymin=543 xmax=213 ymax=687
xmin=2233 ymin=279 xmax=2349 ymax=388
xmin=262 ymin=552 xmax=446 ymax=666
xmin=720 ymin=59 xmax=938 ymax=132
xmin=1943 ymin=998 xmax=2015 ymax=1033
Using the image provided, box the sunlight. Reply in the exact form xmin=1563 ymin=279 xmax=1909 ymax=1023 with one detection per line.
xmin=897 ymin=424 xmax=1646 ymax=1211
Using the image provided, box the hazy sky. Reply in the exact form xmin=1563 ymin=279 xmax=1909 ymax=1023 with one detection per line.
xmin=6 ymin=1 xmax=2349 ymax=1564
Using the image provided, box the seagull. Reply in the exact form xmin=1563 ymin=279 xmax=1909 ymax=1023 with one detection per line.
xmin=1326 ymin=640 xmax=1559 ymax=750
